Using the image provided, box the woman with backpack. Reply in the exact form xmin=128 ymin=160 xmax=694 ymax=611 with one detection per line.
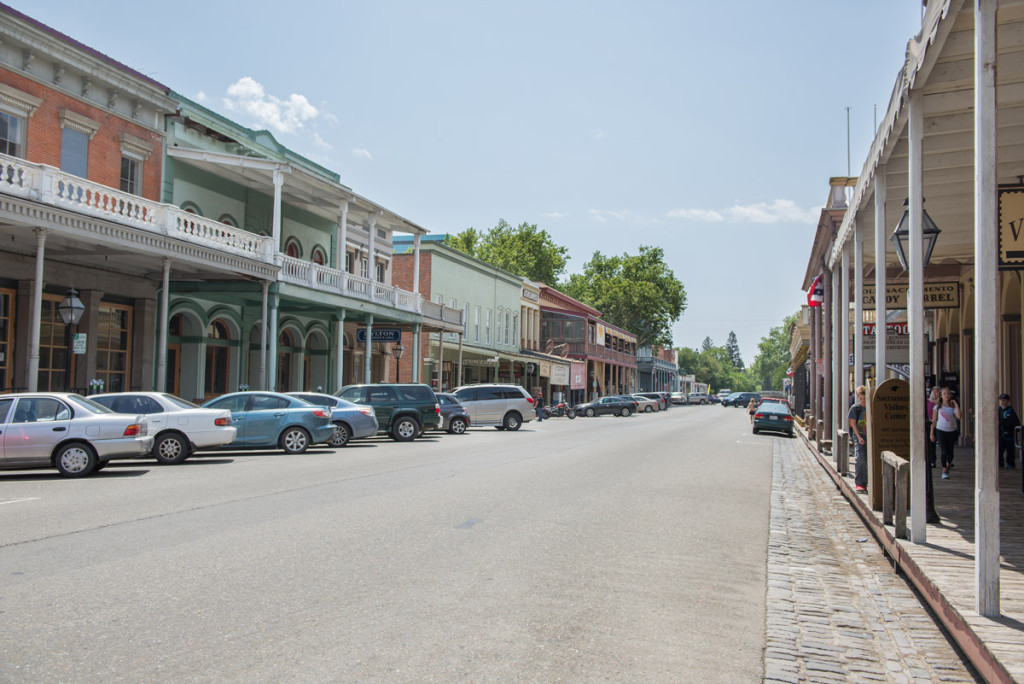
xmin=930 ymin=387 xmax=961 ymax=479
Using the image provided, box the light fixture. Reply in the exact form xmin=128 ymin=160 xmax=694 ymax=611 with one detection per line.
xmin=392 ymin=341 xmax=405 ymax=383
xmin=889 ymin=198 xmax=941 ymax=271
xmin=57 ymin=289 xmax=85 ymax=392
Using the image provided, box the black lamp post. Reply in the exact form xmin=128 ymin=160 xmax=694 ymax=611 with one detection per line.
xmin=392 ymin=341 xmax=405 ymax=383
xmin=889 ymin=198 xmax=942 ymax=271
xmin=57 ymin=289 xmax=85 ymax=392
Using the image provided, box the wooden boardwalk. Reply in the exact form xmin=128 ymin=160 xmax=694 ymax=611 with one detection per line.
xmin=835 ymin=443 xmax=1024 ymax=682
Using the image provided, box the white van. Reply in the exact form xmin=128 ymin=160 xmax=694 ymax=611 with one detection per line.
xmin=452 ymin=384 xmax=536 ymax=431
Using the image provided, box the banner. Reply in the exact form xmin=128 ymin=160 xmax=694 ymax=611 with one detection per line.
xmin=807 ymin=273 xmax=823 ymax=307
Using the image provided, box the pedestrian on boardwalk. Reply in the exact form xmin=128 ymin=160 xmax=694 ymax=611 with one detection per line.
xmin=747 ymin=397 xmax=757 ymax=423
xmin=535 ymin=391 xmax=544 ymax=423
xmin=848 ymin=385 xmax=868 ymax=492
xmin=931 ymin=387 xmax=961 ymax=479
xmin=998 ymin=393 xmax=1019 ymax=468
xmin=926 ymin=386 xmax=939 ymax=468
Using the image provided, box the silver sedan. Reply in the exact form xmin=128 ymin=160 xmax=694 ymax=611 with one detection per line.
xmin=287 ymin=392 xmax=379 ymax=447
xmin=0 ymin=393 xmax=153 ymax=477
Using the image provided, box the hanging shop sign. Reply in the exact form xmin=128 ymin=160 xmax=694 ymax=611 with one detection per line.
xmin=999 ymin=187 xmax=1024 ymax=268
xmin=570 ymin=361 xmax=587 ymax=390
xmin=861 ymin=283 xmax=958 ymax=309
xmin=356 ymin=328 xmax=401 ymax=343
xmin=550 ymin=363 xmax=570 ymax=385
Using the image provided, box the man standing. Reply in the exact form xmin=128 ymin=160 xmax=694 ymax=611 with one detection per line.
xmin=998 ymin=393 xmax=1019 ymax=468
xmin=848 ymin=385 xmax=868 ymax=492
xmin=535 ymin=391 xmax=544 ymax=423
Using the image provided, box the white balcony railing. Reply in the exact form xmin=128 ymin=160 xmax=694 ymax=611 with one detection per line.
xmin=0 ymin=153 xmax=274 ymax=261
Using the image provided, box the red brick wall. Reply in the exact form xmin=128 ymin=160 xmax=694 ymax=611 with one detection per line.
xmin=1 ymin=69 xmax=163 ymax=201
xmin=392 ymin=251 xmax=432 ymax=295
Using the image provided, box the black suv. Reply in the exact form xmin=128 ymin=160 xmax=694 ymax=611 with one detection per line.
xmin=337 ymin=383 xmax=440 ymax=441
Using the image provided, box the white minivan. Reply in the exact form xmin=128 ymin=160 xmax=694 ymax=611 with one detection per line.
xmin=452 ymin=384 xmax=536 ymax=431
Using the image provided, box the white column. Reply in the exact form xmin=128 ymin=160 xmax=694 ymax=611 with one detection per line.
xmin=841 ymin=244 xmax=851 ymax=419
xmin=832 ymin=266 xmax=842 ymax=435
xmin=363 ymin=315 xmax=373 ymax=384
xmin=337 ymin=200 xmax=348 ymax=270
xmin=874 ymin=169 xmax=888 ymax=378
xmin=412 ymin=324 xmax=421 ymax=383
xmin=368 ymin=214 xmax=377 ymax=292
xmin=259 ymin=281 xmax=269 ymax=390
xmin=438 ymin=329 xmax=446 ymax=390
xmin=156 ymin=258 xmax=171 ymax=392
xmin=271 ymin=168 xmax=284 ymax=253
xmin=908 ymin=89 xmax=927 ymax=544
xmin=975 ymin=0 xmax=1000 ymax=618
xmin=854 ymin=222 xmax=864 ymax=387
xmin=458 ymin=333 xmax=464 ymax=387
xmin=412 ymin=234 xmax=421 ymax=294
xmin=27 ymin=228 xmax=46 ymax=392
xmin=335 ymin=310 xmax=346 ymax=392
xmin=267 ymin=294 xmax=278 ymax=391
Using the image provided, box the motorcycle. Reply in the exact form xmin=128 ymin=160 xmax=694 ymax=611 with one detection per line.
xmin=541 ymin=401 xmax=576 ymax=419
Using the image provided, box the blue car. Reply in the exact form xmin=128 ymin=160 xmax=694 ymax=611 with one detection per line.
xmin=287 ymin=392 xmax=379 ymax=447
xmin=201 ymin=392 xmax=336 ymax=454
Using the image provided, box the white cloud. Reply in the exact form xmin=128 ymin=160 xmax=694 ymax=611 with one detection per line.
xmin=312 ymin=133 xmax=333 ymax=151
xmin=221 ymin=76 xmax=319 ymax=135
xmin=351 ymin=147 xmax=373 ymax=161
xmin=195 ymin=90 xmax=208 ymax=104
xmin=542 ymin=212 xmax=566 ymax=219
xmin=589 ymin=209 xmax=632 ymax=223
xmin=665 ymin=199 xmax=818 ymax=225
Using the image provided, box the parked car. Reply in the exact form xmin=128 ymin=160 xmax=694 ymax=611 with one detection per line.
xmin=707 ymin=394 xmax=723 ymax=404
xmin=91 ymin=391 xmax=235 ymax=464
xmin=435 ymin=393 xmax=471 ymax=434
xmin=575 ymin=395 xmax=638 ymax=417
xmin=287 ymin=392 xmax=379 ymax=447
xmin=722 ymin=392 xmax=762 ymax=408
xmin=635 ymin=391 xmax=671 ymax=411
xmin=716 ymin=389 xmax=732 ymax=401
xmin=670 ymin=391 xmax=689 ymax=405
xmin=631 ymin=394 xmax=661 ymax=413
xmin=687 ymin=392 xmax=712 ymax=405
xmin=451 ymin=384 xmax=535 ymax=431
xmin=201 ymin=392 xmax=336 ymax=453
xmin=752 ymin=401 xmax=795 ymax=437
xmin=758 ymin=396 xmax=792 ymax=411
xmin=337 ymin=383 xmax=440 ymax=441
xmin=0 ymin=393 xmax=152 ymax=477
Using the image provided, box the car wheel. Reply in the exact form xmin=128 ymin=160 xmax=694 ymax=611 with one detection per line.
xmin=448 ymin=416 xmax=468 ymax=435
xmin=620 ymin=408 xmax=632 ymax=417
xmin=280 ymin=427 xmax=311 ymax=454
xmin=391 ymin=417 xmax=419 ymax=442
xmin=644 ymin=405 xmax=653 ymax=413
xmin=153 ymin=432 xmax=190 ymax=465
xmin=503 ymin=412 xmax=523 ymax=431
xmin=54 ymin=442 xmax=98 ymax=477
xmin=329 ymin=423 xmax=351 ymax=448
xmin=753 ymin=428 xmax=759 ymax=434
xmin=585 ymin=408 xmax=596 ymax=417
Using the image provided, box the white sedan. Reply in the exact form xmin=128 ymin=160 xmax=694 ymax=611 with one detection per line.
xmin=631 ymin=394 xmax=661 ymax=413
xmin=91 ymin=392 xmax=235 ymax=464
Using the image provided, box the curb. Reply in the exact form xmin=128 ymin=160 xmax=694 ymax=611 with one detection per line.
xmin=796 ymin=427 xmax=1013 ymax=684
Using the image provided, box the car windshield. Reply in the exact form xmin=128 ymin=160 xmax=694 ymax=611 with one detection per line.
xmin=162 ymin=394 xmax=199 ymax=409
xmin=66 ymin=394 xmax=114 ymax=414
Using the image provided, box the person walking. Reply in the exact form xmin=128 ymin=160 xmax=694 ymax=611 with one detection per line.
xmin=747 ymin=397 xmax=757 ymax=424
xmin=848 ymin=385 xmax=868 ymax=492
xmin=931 ymin=387 xmax=961 ymax=479
xmin=998 ymin=393 xmax=1020 ymax=468
xmin=926 ymin=386 xmax=939 ymax=468
xmin=535 ymin=391 xmax=544 ymax=423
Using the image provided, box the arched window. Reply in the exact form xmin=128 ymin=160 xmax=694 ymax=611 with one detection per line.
xmin=496 ymin=308 xmax=503 ymax=346
xmin=278 ymin=329 xmax=295 ymax=391
xmin=180 ymin=201 xmax=202 ymax=215
xmin=311 ymin=245 xmax=327 ymax=265
xmin=218 ymin=214 xmax=239 ymax=228
xmin=205 ymin=319 xmax=231 ymax=397
xmin=284 ymin=238 xmax=301 ymax=259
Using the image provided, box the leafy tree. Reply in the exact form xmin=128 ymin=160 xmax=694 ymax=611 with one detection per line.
xmin=445 ymin=220 xmax=568 ymax=285
xmin=749 ymin=312 xmax=799 ymax=391
xmin=725 ymin=331 xmax=744 ymax=370
xmin=561 ymin=246 xmax=686 ymax=349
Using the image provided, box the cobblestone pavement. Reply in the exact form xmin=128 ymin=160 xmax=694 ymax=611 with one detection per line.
xmin=764 ymin=436 xmax=977 ymax=684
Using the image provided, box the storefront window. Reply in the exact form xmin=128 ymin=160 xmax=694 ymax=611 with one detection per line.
xmin=205 ymin=319 xmax=230 ymax=397
xmin=0 ymin=288 xmax=14 ymax=390
xmin=96 ymin=304 xmax=132 ymax=392
xmin=38 ymin=296 xmax=69 ymax=392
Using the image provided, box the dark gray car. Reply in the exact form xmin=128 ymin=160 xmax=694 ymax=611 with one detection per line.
xmin=435 ymin=393 xmax=470 ymax=434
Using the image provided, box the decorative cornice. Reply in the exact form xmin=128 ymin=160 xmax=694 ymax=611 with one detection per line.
xmin=58 ymin=108 xmax=100 ymax=138
xmin=0 ymin=81 xmax=41 ymax=116
xmin=119 ymin=132 xmax=153 ymax=160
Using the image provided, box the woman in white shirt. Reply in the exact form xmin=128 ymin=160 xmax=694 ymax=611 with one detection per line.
xmin=930 ymin=387 xmax=961 ymax=479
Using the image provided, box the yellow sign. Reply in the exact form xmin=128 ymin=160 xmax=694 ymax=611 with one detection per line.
xmin=861 ymin=282 xmax=958 ymax=309
xmin=1000 ymin=188 xmax=1024 ymax=268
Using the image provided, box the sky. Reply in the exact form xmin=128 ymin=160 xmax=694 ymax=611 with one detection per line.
xmin=18 ymin=1 xmax=925 ymax=365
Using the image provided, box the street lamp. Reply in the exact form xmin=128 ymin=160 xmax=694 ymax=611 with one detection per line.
xmin=57 ymin=289 xmax=85 ymax=392
xmin=889 ymin=198 xmax=941 ymax=272
xmin=392 ymin=341 xmax=405 ymax=383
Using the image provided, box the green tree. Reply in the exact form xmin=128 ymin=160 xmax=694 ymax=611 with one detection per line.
xmin=561 ymin=245 xmax=686 ymax=348
xmin=749 ymin=312 xmax=799 ymax=391
xmin=445 ymin=219 xmax=569 ymax=285
xmin=725 ymin=331 xmax=744 ymax=370
xmin=701 ymin=336 xmax=715 ymax=352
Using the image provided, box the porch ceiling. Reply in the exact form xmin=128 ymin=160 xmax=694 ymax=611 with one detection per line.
xmin=835 ymin=1 xmax=1024 ymax=273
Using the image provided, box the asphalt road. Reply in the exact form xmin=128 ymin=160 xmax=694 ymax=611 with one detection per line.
xmin=0 ymin=404 xmax=773 ymax=683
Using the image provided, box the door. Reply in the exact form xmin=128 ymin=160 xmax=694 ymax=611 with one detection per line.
xmin=3 ymin=397 xmax=72 ymax=465
xmin=204 ymin=394 xmax=250 ymax=445
xmin=366 ymin=386 xmax=399 ymax=428
xmin=0 ymin=397 xmax=12 ymax=462
xmin=166 ymin=344 xmax=181 ymax=396
xmin=243 ymin=394 xmax=291 ymax=446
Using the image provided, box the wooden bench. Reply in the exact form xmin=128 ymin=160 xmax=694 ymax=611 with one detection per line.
xmin=881 ymin=450 xmax=910 ymax=539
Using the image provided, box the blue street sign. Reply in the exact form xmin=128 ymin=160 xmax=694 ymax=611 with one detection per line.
xmin=356 ymin=328 xmax=401 ymax=343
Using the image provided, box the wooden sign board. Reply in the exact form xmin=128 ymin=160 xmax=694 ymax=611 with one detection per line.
xmin=868 ymin=378 xmax=910 ymax=511
xmin=999 ymin=187 xmax=1024 ymax=268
